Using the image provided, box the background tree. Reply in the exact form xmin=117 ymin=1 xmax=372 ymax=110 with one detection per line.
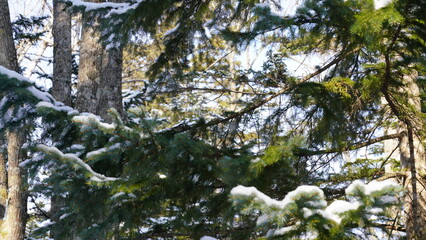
xmin=1 ymin=0 xmax=425 ymax=239
xmin=0 ymin=0 xmax=27 ymax=239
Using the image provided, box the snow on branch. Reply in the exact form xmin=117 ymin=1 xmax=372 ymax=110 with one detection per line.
xmin=72 ymin=113 xmax=145 ymax=140
xmin=231 ymin=179 xmax=403 ymax=237
xmin=37 ymin=144 xmax=120 ymax=183
xmin=66 ymin=0 xmax=143 ymax=17
xmin=0 ymin=65 xmax=78 ymax=115
xmin=0 ymin=66 xmax=33 ymax=83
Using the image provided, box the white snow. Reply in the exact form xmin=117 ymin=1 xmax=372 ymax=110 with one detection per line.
xmin=72 ymin=113 xmax=144 ymax=140
xmin=254 ymin=3 xmax=270 ymax=9
xmin=380 ymin=195 xmax=398 ymax=204
xmin=365 ymin=179 xmax=400 ymax=195
xmin=232 ymin=179 xmax=402 ymax=231
xmin=164 ymin=24 xmax=180 ymax=36
xmin=325 ymin=200 xmax=359 ymax=224
xmin=67 ymin=0 xmax=129 ymax=11
xmin=367 ymin=207 xmax=383 ymax=214
xmin=345 ymin=180 xmax=366 ymax=196
xmin=26 ymin=86 xmax=53 ymax=102
xmin=111 ymin=192 xmax=126 ymax=199
xmin=59 ymin=213 xmax=71 ymax=220
xmin=36 ymin=101 xmax=74 ymax=113
xmin=0 ymin=66 xmax=79 ymax=120
xmin=200 ymin=236 xmax=218 ymax=240
xmin=346 ymin=179 xmax=400 ymax=196
xmin=231 ymin=185 xmax=326 ymax=210
xmin=272 ymin=225 xmax=296 ymax=236
xmin=230 ymin=185 xmax=283 ymax=209
xmin=157 ymin=173 xmax=167 ymax=179
xmin=86 ymin=142 xmax=122 ymax=159
xmin=38 ymin=144 xmax=120 ymax=182
xmin=256 ymin=214 xmax=269 ymax=225
xmin=283 ymin=185 xmax=326 ymax=209
xmin=0 ymin=66 xmax=32 ymax=83
xmin=374 ymin=0 xmax=393 ymax=9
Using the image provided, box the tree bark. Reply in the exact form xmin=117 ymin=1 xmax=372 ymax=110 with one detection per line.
xmin=398 ymin=73 xmax=426 ymax=239
xmin=4 ymin=131 xmax=26 ymax=240
xmin=382 ymin=71 xmax=426 ymax=239
xmin=0 ymin=149 xmax=6 ymax=219
xmin=74 ymin=1 xmax=123 ymax=238
xmin=76 ymin=0 xmax=123 ymax=122
xmin=0 ymin=1 xmax=27 ymax=239
xmin=0 ymin=0 xmax=18 ymax=71
xmin=51 ymin=1 xmax=73 ymax=239
xmin=52 ymin=0 xmax=73 ymax=106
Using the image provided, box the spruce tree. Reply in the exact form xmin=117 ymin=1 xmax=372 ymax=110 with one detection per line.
xmin=1 ymin=0 xmax=425 ymax=239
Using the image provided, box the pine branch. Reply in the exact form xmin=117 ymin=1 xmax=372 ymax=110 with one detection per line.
xmin=165 ymin=46 xmax=359 ymax=134
xmin=295 ymin=133 xmax=402 ymax=157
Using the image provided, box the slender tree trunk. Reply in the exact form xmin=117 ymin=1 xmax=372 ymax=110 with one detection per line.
xmin=76 ymin=0 xmax=123 ymax=122
xmin=0 ymin=0 xmax=18 ymax=71
xmin=0 ymin=149 xmax=6 ymax=218
xmin=4 ymin=131 xmax=26 ymax=240
xmin=0 ymin=1 xmax=27 ymax=239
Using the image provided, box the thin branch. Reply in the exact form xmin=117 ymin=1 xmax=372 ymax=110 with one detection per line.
xmin=296 ymin=133 xmax=402 ymax=157
xmin=165 ymin=47 xmax=358 ymax=134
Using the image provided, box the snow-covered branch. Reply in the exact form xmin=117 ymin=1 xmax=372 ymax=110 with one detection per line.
xmin=37 ymin=144 xmax=120 ymax=182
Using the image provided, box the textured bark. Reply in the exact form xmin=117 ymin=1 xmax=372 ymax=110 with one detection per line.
xmin=76 ymin=0 xmax=123 ymax=122
xmin=399 ymin=74 xmax=426 ymax=239
xmin=51 ymin=2 xmax=73 ymax=239
xmin=52 ymin=0 xmax=72 ymax=105
xmin=382 ymin=72 xmax=426 ymax=239
xmin=0 ymin=149 xmax=6 ymax=218
xmin=0 ymin=1 xmax=27 ymax=239
xmin=4 ymin=131 xmax=26 ymax=240
xmin=98 ymin=45 xmax=123 ymax=119
xmin=0 ymin=0 xmax=18 ymax=71
xmin=74 ymin=1 xmax=123 ymax=238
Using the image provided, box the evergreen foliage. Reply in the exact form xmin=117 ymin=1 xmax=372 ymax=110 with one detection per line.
xmin=231 ymin=180 xmax=403 ymax=239
xmin=1 ymin=0 xmax=426 ymax=239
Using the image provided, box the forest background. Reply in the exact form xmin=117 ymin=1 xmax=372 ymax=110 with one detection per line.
xmin=0 ymin=0 xmax=425 ymax=239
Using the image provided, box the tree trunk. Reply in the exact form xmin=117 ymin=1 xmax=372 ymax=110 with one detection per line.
xmin=383 ymin=71 xmax=426 ymax=239
xmin=0 ymin=0 xmax=18 ymax=71
xmin=4 ymin=131 xmax=26 ymax=240
xmin=0 ymin=1 xmax=27 ymax=239
xmin=52 ymin=0 xmax=73 ymax=106
xmin=51 ymin=1 xmax=73 ymax=239
xmin=76 ymin=0 xmax=123 ymax=122
xmin=74 ymin=1 xmax=123 ymax=238
xmin=398 ymin=73 xmax=426 ymax=239
xmin=0 ymin=149 xmax=6 ymax=219
xmin=98 ymin=44 xmax=123 ymax=119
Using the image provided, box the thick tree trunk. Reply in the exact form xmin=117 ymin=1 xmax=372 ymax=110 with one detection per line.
xmin=98 ymin=45 xmax=123 ymax=119
xmin=51 ymin=0 xmax=73 ymax=163
xmin=76 ymin=0 xmax=123 ymax=122
xmin=52 ymin=0 xmax=72 ymax=106
xmin=398 ymin=73 xmax=426 ymax=239
xmin=383 ymin=72 xmax=426 ymax=239
xmin=51 ymin=1 xmax=73 ymax=239
xmin=74 ymin=1 xmax=123 ymax=238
